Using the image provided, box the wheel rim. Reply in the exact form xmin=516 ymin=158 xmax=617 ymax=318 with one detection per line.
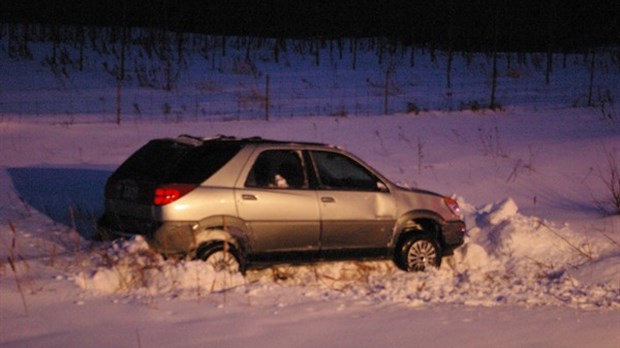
xmin=206 ymin=250 xmax=240 ymax=273
xmin=406 ymin=239 xmax=437 ymax=271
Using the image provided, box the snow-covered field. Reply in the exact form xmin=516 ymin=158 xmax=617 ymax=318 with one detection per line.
xmin=1 ymin=35 xmax=619 ymax=347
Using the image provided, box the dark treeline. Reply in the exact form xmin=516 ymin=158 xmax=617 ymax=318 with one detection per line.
xmin=1 ymin=0 xmax=618 ymax=51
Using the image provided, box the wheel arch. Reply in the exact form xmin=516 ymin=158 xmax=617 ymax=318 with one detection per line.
xmin=191 ymin=215 xmax=252 ymax=258
xmin=391 ymin=210 xmax=445 ymax=250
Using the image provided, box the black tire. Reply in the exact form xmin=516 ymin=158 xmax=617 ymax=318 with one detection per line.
xmin=196 ymin=242 xmax=242 ymax=274
xmin=398 ymin=234 xmax=441 ymax=272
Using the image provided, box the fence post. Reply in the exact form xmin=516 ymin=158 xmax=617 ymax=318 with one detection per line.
xmin=116 ymin=80 xmax=121 ymax=125
xmin=587 ymin=49 xmax=595 ymax=107
xmin=265 ymin=74 xmax=270 ymax=121
xmin=384 ymin=69 xmax=389 ymax=115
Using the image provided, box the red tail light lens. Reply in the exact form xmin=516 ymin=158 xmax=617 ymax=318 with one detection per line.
xmin=153 ymin=184 xmax=196 ymax=205
xmin=443 ymin=196 xmax=461 ymax=216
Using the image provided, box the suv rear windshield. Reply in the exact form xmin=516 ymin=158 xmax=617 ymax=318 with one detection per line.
xmin=112 ymin=139 xmax=243 ymax=184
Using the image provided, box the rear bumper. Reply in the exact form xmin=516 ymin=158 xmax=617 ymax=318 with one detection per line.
xmin=96 ymin=213 xmax=159 ymax=240
xmin=440 ymin=220 xmax=466 ymax=255
xmin=97 ymin=214 xmax=196 ymax=257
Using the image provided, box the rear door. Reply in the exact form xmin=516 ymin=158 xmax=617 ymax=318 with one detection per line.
xmin=309 ymin=150 xmax=396 ymax=251
xmin=235 ymin=149 xmax=321 ymax=253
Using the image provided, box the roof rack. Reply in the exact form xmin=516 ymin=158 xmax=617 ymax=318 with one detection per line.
xmin=178 ymin=134 xmax=265 ymax=142
xmin=177 ymin=134 xmax=205 ymax=142
xmin=176 ymin=134 xmax=335 ymax=148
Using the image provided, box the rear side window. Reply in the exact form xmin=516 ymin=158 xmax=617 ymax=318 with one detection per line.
xmin=171 ymin=144 xmax=242 ymax=184
xmin=245 ymin=150 xmax=307 ymax=189
xmin=112 ymin=140 xmax=242 ymax=184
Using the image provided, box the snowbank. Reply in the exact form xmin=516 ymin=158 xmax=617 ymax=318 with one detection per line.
xmin=75 ymin=236 xmax=246 ymax=296
xmin=74 ymin=199 xmax=620 ymax=309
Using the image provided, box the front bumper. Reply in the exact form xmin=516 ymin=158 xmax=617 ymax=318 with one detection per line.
xmin=440 ymin=220 xmax=466 ymax=255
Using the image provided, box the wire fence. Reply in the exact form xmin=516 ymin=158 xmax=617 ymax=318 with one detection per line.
xmin=1 ymin=33 xmax=618 ymax=123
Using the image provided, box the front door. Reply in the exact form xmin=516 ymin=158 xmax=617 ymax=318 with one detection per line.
xmin=309 ymin=151 xmax=396 ymax=251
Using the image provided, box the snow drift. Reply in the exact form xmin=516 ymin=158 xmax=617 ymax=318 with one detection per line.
xmin=75 ymin=197 xmax=620 ymax=309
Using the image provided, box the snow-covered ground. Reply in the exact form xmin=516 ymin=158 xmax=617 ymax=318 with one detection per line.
xmin=1 ymin=34 xmax=619 ymax=347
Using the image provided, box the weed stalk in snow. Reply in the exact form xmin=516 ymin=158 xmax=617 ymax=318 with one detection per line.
xmin=535 ymin=219 xmax=593 ymax=261
xmin=417 ymin=136 xmax=424 ymax=174
xmin=5 ymin=221 xmax=29 ymax=316
xmin=135 ymin=329 xmax=142 ymax=348
xmin=598 ymin=146 xmax=620 ymax=215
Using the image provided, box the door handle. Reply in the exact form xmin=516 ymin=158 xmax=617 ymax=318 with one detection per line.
xmin=321 ymin=196 xmax=335 ymax=203
xmin=242 ymin=194 xmax=257 ymax=200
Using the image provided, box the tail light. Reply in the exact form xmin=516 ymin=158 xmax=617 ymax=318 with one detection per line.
xmin=154 ymin=184 xmax=196 ymax=205
xmin=443 ymin=196 xmax=461 ymax=216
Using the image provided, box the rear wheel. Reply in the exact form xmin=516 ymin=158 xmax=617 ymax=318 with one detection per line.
xmin=399 ymin=235 xmax=441 ymax=272
xmin=197 ymin=242 xmax=241 ymax=273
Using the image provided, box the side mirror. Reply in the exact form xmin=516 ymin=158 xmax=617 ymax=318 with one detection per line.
xmin=377 ymin=181 xmax=389 ymax=192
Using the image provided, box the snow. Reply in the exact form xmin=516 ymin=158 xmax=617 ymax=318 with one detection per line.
xmin=481 ymin=197 xmax=519 ymax=225
xmin=1 ymin=35 xmax=620 ymax=347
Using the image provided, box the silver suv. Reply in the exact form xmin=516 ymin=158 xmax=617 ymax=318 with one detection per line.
xmin=97 ymin=135 xmax=466 ymax=273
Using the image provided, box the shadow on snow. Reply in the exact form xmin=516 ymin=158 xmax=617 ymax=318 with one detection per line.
xmin=8 ymin=167 xmax=111 ymax=239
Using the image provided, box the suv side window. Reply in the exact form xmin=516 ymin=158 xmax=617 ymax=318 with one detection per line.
xmin=171 ymin=143 xmax=243 ymax=184
xmin=310 ymin=151 xmax=382 ymax=191
xmin=245 ymin=150 xmax=307 ymax=189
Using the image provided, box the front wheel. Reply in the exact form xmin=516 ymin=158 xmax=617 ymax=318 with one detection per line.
xmin=399 ymin=235 xmax=441 ymax=272
xmin=197 ymin=242 xmax=242 ymax=274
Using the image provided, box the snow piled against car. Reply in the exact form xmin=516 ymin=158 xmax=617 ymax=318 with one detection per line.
xmin=75 ymin=197 xmax=620 ymax=309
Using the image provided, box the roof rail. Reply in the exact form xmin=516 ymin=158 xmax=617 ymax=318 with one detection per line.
xmin=176 ymin=134 xmax=333 ymax=147
xmin=178 ymin=134 xmax=204 ymax=141
xmin=179 ymin=134 xmax=268 ymax=141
